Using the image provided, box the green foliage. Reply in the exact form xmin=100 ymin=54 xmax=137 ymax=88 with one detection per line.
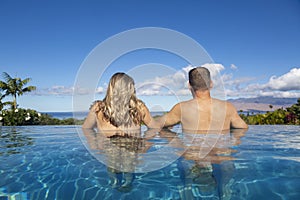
xmin=0 ymin=72 xmax=36 ymax=110
xmin=0 ymin=108 xmax=37 ymax=126
xmin=0 ymin=108 xmax=83 ymax=126
xmin=240 ymin=98 xmax=300 ymax=125
xmin=0 ymin=94 xmax=12 ymax=110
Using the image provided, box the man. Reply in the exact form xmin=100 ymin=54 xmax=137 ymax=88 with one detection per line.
xmin=158 ymin=67 xmax=248 ymax=132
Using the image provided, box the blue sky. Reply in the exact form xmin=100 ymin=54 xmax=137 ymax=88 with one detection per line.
xmin=0 ymin=0 xmax=300 ymax=112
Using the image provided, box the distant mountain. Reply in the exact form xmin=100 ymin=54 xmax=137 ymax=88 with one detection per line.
xmin=229 ymin=97 xmax=298 ymax=112
xmin=229 ymin=97 xmax=297 ymax=104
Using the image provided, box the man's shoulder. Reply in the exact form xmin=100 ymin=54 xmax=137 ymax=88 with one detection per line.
xmin=173 ymin=99 xmax=195 ymax=110
xmin=211 ymin=98 xmax=236 ymax=110
xmin=212 ymin=98 xmax=232 ymax=104
xmin=180 ymin=99 xmax=196 ymax=105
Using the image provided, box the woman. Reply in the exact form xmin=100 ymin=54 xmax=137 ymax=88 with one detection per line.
xmin=82 ymin=72 xmax=156 ymax=135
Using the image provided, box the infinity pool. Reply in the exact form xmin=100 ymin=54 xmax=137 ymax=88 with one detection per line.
xmin=0 ymin=125 xmax=299 ymax=199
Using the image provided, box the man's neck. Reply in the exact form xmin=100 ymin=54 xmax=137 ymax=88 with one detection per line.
xmin=193 ymin=90 xmax=211 ymax=100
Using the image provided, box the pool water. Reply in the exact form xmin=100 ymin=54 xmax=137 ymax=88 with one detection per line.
xmin=0 ymin=125 xmax=299 ymax=200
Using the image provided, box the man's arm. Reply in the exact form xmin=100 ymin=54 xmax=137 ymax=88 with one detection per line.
xmin=157 ymin=103 xmax=181 ymax=128
xmin=228 ymin=103 xmax=248 ymax=129
xmin=141 ymin=103 xmax=160 ymax=129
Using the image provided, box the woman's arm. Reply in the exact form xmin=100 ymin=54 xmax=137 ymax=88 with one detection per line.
xmin=140 ymin=103 xmax=161 ymax=129
xmin=82 ymin=102 xmax=100 ymax=129
xmin=82 ymin=110 xmax=97 ymax=129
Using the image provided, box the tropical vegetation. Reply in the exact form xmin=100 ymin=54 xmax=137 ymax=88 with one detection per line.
xmin=0 ymin=72 xmax=83 ymax=126
xmin=0 ymin=108 xmax=83 ymax=126
xmin=240 ymin=98 xmax=300 ymax=125
xmin=0 ymin=72 xmax=36 ymax=110
xmin=0 ymin=93 xmax=12 ymax=111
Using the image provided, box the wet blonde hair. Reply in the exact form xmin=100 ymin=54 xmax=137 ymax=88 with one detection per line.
xmin=94 ymin=73 xmax=144 ymax=127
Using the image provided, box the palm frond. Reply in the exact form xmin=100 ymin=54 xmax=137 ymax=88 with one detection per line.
xmin=22 ymin=86 xmax=37 ymax=93
xmin=2 ymin=72 xmax=13 ymax=83
xmin=0 ymin=72 xmax=36 ymax=109
xmin=3 ymin=101 xmax=13 ymax=106
xmin=0 ymin=80 xmax=8 ymax=90
xmin=21 ymin=78 xmax=32 ymax=85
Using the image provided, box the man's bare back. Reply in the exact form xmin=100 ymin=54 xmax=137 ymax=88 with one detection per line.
xmin=160 ymin=97 xmax=248 ymax=132
xmin=157 ymin=67 xmax=248 ymax=132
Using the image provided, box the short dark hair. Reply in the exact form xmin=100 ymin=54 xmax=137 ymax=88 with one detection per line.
xmin=188 ymin=67 xmax=211 ymax=91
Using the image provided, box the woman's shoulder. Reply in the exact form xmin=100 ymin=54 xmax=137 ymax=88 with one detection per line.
xmin=136 ymin=99 xmax=146 ymax=106
xmin=134 ymin=99 xmax=149 ymax=117
xmin=136 ymin=99 xmax=148 ymax=111
xmin=90 ymin=100 xmax=105 ymax=112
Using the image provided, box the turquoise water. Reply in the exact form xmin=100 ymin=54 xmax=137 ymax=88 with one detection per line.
xmin=0 ymin=125 xmax=299 ymax=199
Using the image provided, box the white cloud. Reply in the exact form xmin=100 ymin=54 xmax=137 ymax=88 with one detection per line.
xmin=95 ymin=87 xmax=104 ymax=94
xmin=32 ymin=85 xmax=105 ymax=96
xmin=136 ymin=83 xmax=161 ymax=96
xmin=182 ymin=65 xmax=194 ymax=74
xmin=173 ymin=89 xmax=191 ymax=96
xmin=136 ymin=63 xmax=226 ymax=96
xmin=224 ymin=67 xmax=300 ymax=99
xmin=137 ymin=89 xmax=160 ymax=96
xmin=136 ymin=66 xmax=191 ymax=96
xmin=264 ymin=68 xmax=300 ymax=91
xmin=230 ymin=64 xmax=238 ymax=70
xmin=45 ymin=86 xmax=74 ymax=95
xmin=137 ymin=66 xmax=300 ymax=99
xmin=29 ymin=66 xmax=300 ymax=100
xmin=30 ymin=64 xmax=227 ymax=97
xmin=259 ymin=91 xmax=300 ymax=98
xmin=201 ymin=63 xmax=225 ymax=79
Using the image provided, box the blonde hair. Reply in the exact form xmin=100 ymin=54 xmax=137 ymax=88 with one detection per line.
xmin=95 ymin=73 xmax=144 ymax=127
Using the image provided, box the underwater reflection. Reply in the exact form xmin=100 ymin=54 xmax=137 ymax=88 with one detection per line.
xmin=82 ymin=129 xmax=154 ymax=192
xmin=0 ymin=127 xmax=34 ymax=156
xmin=82 ymin=127 xmax=247 ymax=197
xmin=159 ymin=128 xmax=247 ymax=199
